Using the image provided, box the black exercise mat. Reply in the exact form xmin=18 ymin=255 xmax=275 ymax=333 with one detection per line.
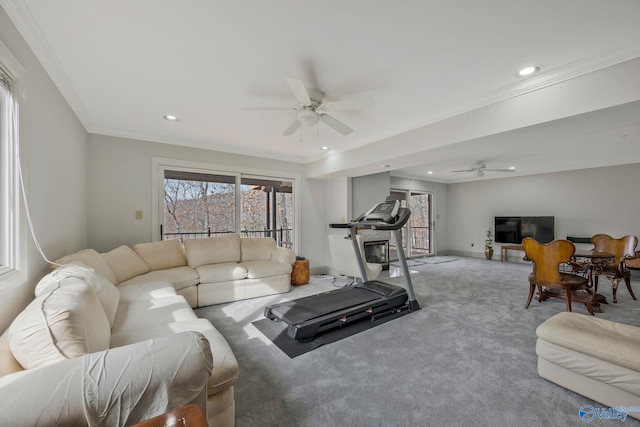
xmin=252 ymin=310 xmax=413 ymax=358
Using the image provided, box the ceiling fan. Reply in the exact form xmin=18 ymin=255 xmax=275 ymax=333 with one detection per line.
xmin=452 ymin=162 xmax=515 ymax=178
xmin=242 ymin=77 xmax=374 ymax=136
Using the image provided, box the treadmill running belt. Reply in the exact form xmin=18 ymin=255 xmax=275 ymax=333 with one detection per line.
xmin=269 ymin=287 xmax=381 ymax=324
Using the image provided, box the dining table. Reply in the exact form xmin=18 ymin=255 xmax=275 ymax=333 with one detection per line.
xmin=571 ymin=250 xmax=616 ymax=312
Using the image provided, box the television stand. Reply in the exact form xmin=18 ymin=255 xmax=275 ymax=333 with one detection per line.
xmin=501 ymin=245 xmax=525 ymax=262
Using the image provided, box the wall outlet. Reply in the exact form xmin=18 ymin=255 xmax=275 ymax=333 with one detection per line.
xmin=135 ymin=210 xmax=143 ymax=220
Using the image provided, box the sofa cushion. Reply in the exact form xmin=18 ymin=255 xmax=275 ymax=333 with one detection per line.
xmin=196 ymin=263 xmax=248 ymax=283
xmin=132 ymin=239 xmax=188 ymax=271
xmin=35 ymin=263 xmax=120 ymax=327
xmin=241 ymin=260 xmax=292 ymax=279
xmin=240 ymin=237 xmax=276 ymax=261
xmin=116 ymin=281 xmax=178 ymax=304
xmin=111 ymin=295 xmax=198 ymax=334
xmin=118 ymin=266 xmax=199 ymax=290
xmin=184 ymin=234 xmax=241 ymax=268
xmin=109 ymin=319 xmax=238 ymax=396
xmin=103 ymin=245 xmax=150 ymax=284
xmin=55 ymin=248 xmax=117 ymax=284
xmin=8 ymin=281 xmax=111 ymax=369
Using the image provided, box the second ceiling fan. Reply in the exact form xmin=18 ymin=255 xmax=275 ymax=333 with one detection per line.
xmin=452 ymin=162 xmax=514 ymax=178
xmin=243 ymin=77 xmax=374 ymax=136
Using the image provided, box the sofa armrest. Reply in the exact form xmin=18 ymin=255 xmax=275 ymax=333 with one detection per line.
xmin=271 ymin=246 xmax=296 ymax=265
xmin=0 ymin=331 xmax=212 ymax=426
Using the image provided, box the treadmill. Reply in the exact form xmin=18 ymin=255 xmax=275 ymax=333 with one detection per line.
xmin=264 ymin=197 xmax=420 ymax=341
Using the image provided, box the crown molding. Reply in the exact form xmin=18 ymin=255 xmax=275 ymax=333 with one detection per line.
xmin=0 ymin=38 xmax=24 ymax=78
xmin=1 ymin=0 xmax=92 ymax=127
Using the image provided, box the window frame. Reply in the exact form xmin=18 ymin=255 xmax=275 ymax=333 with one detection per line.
xmin=151 ymin=157 xmax=300 ymax=252
xmin=0 ymin=40 xmax=26 ymax=288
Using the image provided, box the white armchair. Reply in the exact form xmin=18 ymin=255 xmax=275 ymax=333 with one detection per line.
xmin=328 ymin=234 xmax=382 ymax=281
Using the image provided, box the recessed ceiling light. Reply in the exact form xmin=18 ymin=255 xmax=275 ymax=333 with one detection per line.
xmin=163 ymin=114 xmax=180 ymax=122
xmin=509 ymin=166 xmax=516 ymax=170
xmin=516 ymin=66 xmax=541 ymax=78
xmin=320 ymin=146 xmax=330 ymax=151
xmin=427 ymin=171 xmax=433 ymax=175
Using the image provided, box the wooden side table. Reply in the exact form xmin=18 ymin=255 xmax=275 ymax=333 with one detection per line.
xmin=291 ymin=258 xmax=310 ymax=286
xmin=501 ymin=245 xmax=524 ymax=262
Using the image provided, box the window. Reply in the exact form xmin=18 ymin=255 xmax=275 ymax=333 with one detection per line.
xmin=153 ymin=158 xmax=299 ymax=251
xmin=163 ymin=170 xmax=237 ymax=240
xmin=0 ymin=66 xmax=20 ymax=281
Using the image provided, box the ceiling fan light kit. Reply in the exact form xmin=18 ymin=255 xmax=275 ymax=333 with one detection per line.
xmin=297 ymin=109 xmax=319 ymax=127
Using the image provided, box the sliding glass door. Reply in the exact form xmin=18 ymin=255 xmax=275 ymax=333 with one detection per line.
xmin=240 ymin=177 xmax=293 ymax=248
xmin=389 ymin=190 xmax=433 ymax=259
xmin=160 ymin=168 xmax=294 ymax=248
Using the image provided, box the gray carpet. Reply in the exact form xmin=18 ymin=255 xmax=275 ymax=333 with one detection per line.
xmin=195 ymin=257 xmax=640 ymax=427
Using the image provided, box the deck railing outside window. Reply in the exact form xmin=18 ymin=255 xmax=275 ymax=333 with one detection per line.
xmin=164 ymin=228 xmax=293 ymax=249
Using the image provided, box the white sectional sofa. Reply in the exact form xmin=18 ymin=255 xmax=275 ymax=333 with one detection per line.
xmin=0 ymin=235 xmax=296 ymax=426
xmin=58 ymin=234 xmax=296 ymax=308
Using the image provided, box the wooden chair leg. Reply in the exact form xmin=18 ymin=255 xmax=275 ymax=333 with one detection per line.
xmin=525 ymin=283 xmax=536 ymax=309
xmin=585 ymin=289 xmax=595 ymax=316
xmin=565 ymin=289 xmax=573 ymax=312
xmin=612 ymin=278 xmax=619 ymax=303
xmin=594 ymin=275 xmax=599 ymax=293
xmin=625 ymin=275 xmax=637 ymax=300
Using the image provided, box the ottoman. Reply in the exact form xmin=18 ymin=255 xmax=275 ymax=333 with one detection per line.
xmin=535 ymin=312 xmax=640 ymax=420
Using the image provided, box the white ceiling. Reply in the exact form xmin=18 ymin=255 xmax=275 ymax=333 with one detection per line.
xmin=3 ymin=0 xmax=640 ymax=182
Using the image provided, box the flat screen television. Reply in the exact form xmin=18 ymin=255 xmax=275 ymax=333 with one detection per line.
xmin=494 ymin=216 xmax=555 ymax=244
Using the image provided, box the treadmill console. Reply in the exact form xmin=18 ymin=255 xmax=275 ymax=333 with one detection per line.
xmin=361 ymin=199 xmax=400 ymax=223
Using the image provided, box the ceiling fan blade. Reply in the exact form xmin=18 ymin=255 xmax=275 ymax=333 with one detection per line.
xmin=282 ymin=119 xmax=301 ymax=136
xmin=484 ymin=168 xmax=515 ymax=173
xmin=318 ymin=114 xmax=353 ymax=135
xmin=321 ymin=95 xmax=375 ymax=112
xmin=451 ymin=169 xmax=474 ymax=173
xmin=285 ymin=77 xmax=312 ymax=106
xmin=242 ymin=106 xmax=295 ymax=111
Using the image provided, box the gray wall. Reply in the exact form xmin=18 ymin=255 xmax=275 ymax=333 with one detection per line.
xmin=352 ymin=172 xmax=391 ymax=217
xmin=0 ymin=7 xmax=88 ymax=332
xmin=447 ymin=163 xmax=640 ymax=260
xmin=86 ymin=134 xmax=330 ymax=273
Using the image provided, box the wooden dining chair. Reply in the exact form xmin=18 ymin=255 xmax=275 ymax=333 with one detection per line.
xmin=591 ymin=234 xmax=638 ymax=303
xmin=522 ymin=237 xmax=593 ymax=315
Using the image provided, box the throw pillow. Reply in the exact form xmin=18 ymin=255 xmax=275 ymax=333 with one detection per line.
xmin=133 ymin=239 xmax=188 ymax=271
xmin=103 ymin=245 xmax=150 ymax=284
xmin=55 ymin=248 xmax=117 ymax=284
xmin=240 ymin=237 xmax=276 ymax=261
xmin=8 ymin=281 xmax=111 ymax=369
xmin=35 ymin=263 xmax=120 ymax=327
